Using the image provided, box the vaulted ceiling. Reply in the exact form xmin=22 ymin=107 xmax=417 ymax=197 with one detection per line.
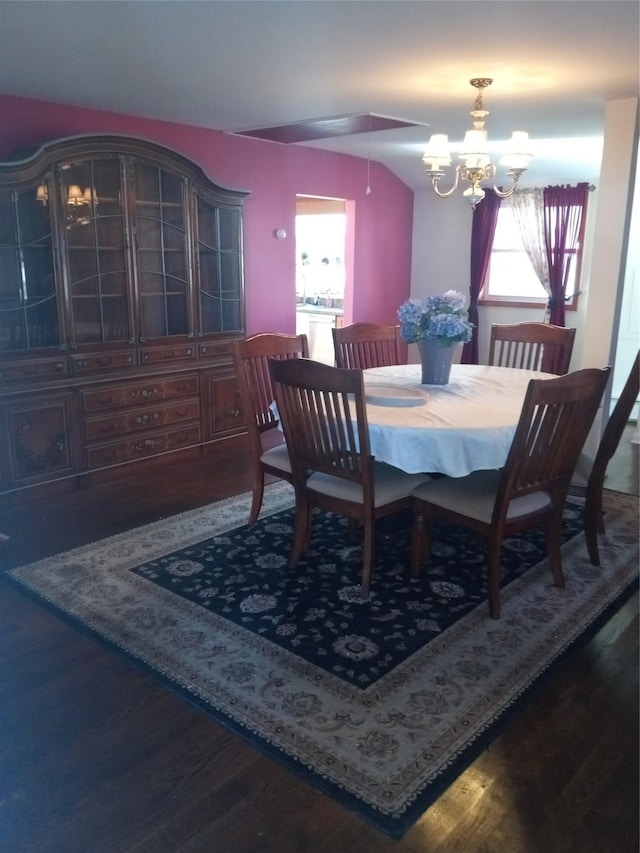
xmin=0 ymin=1 xmax=638 ymax=190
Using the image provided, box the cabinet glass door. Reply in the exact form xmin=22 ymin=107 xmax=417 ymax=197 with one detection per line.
xmin=197 ymin=199 xmax=243 ymax=335
xmin=63 ymin=158 xmax=131 ymax=345
xmin=0 ymin=182 xmax=59 ymax=351
xmin=133 ymin=163 xmax=190 ymax=340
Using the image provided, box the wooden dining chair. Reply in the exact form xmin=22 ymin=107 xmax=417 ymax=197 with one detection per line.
xmin=332 ymin=322 xmax=401 ymax=369
xmin=270 ymin=358 xmax=429 ymax=598
xmin=411 ymin=366 xmax=611 ymax=619
xmin=488 ymin=322 xmax=576 ymax=375
xmin=231 ymin=332 xmax=309 ymax=525
xmin=576 ymin=350 xmax=638 ymax=565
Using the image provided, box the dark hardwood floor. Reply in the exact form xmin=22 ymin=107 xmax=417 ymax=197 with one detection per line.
xmin=0 ymin=431 xmax=638 ymax=853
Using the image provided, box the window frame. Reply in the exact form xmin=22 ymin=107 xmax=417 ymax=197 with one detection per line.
xmin=479 ymin=201 xmax=585 ymax=311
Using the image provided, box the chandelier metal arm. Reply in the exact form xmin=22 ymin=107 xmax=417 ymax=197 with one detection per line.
xmin=491 ymin=169 xmax=526 ymax=199
xmin=430 ymin=167 xmax=462 ymax=199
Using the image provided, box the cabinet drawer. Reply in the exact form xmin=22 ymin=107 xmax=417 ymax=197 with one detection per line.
xmin=198 ymin=341 xmax=231 ymax=359
xmin=0 ymin=357 xmax=68 ymax=382
xmin=84 ymin=399 xmax=200 ymax=441
xmin=72 ymin=351 xmax=137 ymax=373
xmin=82 ymin=375 xmax=199 ymax=413
xmin=86 ymin=425 xmax=201 ymax=469
xmin=140 ymin=345 xmax=195 ymax=365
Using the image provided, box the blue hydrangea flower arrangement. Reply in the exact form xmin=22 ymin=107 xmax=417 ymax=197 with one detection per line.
xmin=397 ymin=290 xmax=474 ymax=346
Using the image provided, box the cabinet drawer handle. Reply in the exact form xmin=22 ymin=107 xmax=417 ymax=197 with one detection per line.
xmin=132 ymin=387 xmax=159 ymax=399
xmin=132 ymin=437 xmax=163 ymax=453
xmin=135 ymin=413 xmax=160 ymax=424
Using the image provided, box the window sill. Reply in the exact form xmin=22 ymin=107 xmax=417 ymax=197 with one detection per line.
xmin=479 ymin=298 xmax=578 ymax=311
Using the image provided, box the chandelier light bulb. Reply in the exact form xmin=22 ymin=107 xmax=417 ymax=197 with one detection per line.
xmin=500 ymin=131 xmax=534 ymax=170
xmin=67 ymin=185 xmax=84 ymax=206
xmin=422 ymin=133 xmax=452 ymax=172
xmin=459 ymin=129 xmax=490 ymax=160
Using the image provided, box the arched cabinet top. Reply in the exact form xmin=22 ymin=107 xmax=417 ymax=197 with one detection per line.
xmin=0 ymin=134 xmax=250 ymax=206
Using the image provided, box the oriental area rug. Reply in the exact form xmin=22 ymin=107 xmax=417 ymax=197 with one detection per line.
xmin=6 ymin=483 xmax=639 ymax=838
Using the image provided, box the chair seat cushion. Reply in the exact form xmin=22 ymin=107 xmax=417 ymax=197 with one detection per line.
xmin=307 ymin=463 xmax=429 ymax=507
xmin=412 ymin=469 xmax=552 ymax=523
xmin=260 ymin=444 xmax=293 ymax=473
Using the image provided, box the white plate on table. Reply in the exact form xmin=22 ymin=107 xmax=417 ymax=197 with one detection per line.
xmin=365 ymin=385 xmax=428 ymax=407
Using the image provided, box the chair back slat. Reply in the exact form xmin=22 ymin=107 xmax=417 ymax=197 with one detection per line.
xmin=497 ymin=368 xmax=610 ymax=514
xmin=231 ymin=333 xmax=309 ymax=434
xmin=333 ymin=322 xmax=400 ymax=369
xmin=489 ymin=322 xmax=576 ymax=375
xmin=270 ymin=358 xmax=371 ymax=486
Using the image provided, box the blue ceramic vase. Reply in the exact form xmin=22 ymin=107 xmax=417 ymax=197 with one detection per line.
xmin=416 ymin=339 xmax=457 ymax=385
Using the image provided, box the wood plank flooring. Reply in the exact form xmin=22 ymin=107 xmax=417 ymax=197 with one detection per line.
xmin=0 ymin=432 xmax=638 ymax=853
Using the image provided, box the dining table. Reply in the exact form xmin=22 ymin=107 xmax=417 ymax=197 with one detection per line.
xmin=361 ymin=363 xmax=556 ymax=477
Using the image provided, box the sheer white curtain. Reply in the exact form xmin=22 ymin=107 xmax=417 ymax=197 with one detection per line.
xmin=508 ymin=189 xmax=551 ymax=319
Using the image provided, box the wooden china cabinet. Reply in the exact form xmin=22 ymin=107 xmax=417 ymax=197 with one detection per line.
xmin=0 ymin=135 xmax=249 ymax=503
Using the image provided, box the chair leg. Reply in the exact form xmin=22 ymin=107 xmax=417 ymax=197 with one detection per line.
xmin=290 ymin=496 xmax=312 ymax=566
xmin=584 ymin=487 xmax=603 ymax=567
xmin=411 ymin=508 xmax=428 ymax=575
xmin=360 ymin=521 xmax=375 ymax=599
xmin=546 ymin=512 xmax=566 ymax=588
xmin=486 ymin=546 xmax=502 ymax=620
xmin=248 ymin=468 xmax=265 ymax=526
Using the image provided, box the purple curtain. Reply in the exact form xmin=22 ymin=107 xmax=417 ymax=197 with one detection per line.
xmin=462 ymin=189 xmax=501 ymax=364
xmin=543 ymin=183 xmax=589 ymax=326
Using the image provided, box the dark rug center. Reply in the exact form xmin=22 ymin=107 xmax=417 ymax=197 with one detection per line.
xmin=132 ymin=503 xmax=585 ymax=688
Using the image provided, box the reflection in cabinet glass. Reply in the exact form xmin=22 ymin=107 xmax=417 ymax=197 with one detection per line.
xmin=134 ymin=163 xmax=190 ymax=341
xmin=197 ymin=199 xmax=243 ymax=335
xmin=63 ymin=158 xmax=131 ymax=345
xmin=0 ymin=182 xmax=59 ymax=351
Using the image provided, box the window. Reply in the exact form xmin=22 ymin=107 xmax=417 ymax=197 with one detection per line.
xmin=481 ymin=203 xmax=581 ymax=309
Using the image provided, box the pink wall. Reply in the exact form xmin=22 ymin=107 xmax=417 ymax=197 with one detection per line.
xmin=0 ymin=93 xmax=414 ymax=335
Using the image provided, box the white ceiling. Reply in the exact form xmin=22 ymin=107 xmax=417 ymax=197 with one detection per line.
xmin=0 ymin=1 xmax=638 ymax=190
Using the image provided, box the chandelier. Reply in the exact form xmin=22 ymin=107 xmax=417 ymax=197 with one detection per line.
xmin=422 ymin=78 xmax=533 ymax=209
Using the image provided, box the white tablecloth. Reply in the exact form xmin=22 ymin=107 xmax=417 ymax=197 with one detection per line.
xmin=362 ymin=363 xmax=554 ymax=476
